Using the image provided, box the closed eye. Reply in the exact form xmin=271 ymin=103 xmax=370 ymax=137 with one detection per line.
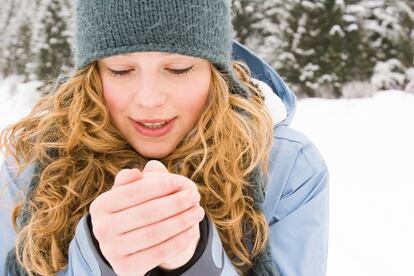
xmin=107 ymin=69 xmax=132 ymax=78
xmin=107 ymin=66 xmax=194 ymax=78
xmin=168 ymin=66 xmax=194 ymax=76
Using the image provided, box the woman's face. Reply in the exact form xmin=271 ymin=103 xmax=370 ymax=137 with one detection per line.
xmin=98 ymin=52 xmax=211 ymax=159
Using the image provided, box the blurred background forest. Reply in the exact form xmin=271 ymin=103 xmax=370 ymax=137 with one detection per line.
xmin=0 ymin=0 xmax=413 ymax=98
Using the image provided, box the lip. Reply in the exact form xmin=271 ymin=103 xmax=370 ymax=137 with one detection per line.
xmin=134 ymin=117 xmax=176 ymax=124
xmin=130 ymin=117 xmax=176 ymax=137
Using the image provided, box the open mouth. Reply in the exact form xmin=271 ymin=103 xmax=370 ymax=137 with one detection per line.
xmin=138 ymin=121 xmax=169 ymax=129
xmin=131 ymin=117 xmax=176 ymax=137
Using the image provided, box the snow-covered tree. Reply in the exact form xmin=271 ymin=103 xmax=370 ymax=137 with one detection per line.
xmin=0 ymin=0 xmax=73 ymax=82
xmin=246 ymin=0 xmax=290 ymax=66
xmin=347 ymin=0 xmax=414 ymax=68
xmin=269 ymin=0 xmax=359 ymax=97
xmin=231 ymin=0 xmax=413 ymax=98
xmin=231 ymin=0 xmax=266 ymax=45
xmin=30 ymin=0 xmax=73 ymax=82
xmin=0 ymin=0 xmax=38 ymax=80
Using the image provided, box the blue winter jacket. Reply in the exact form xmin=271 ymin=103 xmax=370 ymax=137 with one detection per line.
xmin=0 ymin=41 xmax=329 ymax=276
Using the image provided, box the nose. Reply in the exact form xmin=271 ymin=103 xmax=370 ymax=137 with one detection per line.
xmin=133 ymin=75 xmax=167 ymax=108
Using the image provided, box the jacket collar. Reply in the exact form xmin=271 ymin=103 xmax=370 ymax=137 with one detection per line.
xmin=232 ymin=40 xmax=297 ymax=127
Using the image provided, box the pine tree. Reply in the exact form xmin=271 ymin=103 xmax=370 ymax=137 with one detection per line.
xmin=30 ymin=0 xmax=73 ymax=82
xmin=394 ymin=0 xmax=414 ymax=67
xmin=0 ymin=0 xmax=37 ymax=80
xmin=246 ymin=0 xmax=290 ymax=66
xmin=273 ymin=0 xmax=357 ymax=97
xmin=231 ymin=0 xmax=266 ymax=46
xmin=348 ymin=0 xmax=414 ymax=67
xmin=0 ymin=0 xmax=14 ymax=76
xmin=0 ymin=0 xmax=73 ymax=82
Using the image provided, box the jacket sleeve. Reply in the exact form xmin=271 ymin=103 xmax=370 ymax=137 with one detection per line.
xmin=56 ymin=214 xmax=115 ymax=276
xmin=267 ymin=134 xmax=330 ymax=276
xmin=0 ymin=155 xmax=33 ymax=276
xmin=60 ymin=215 xmax=239 ymax=276
xmin=61 ymin=212 xmax=239 ymax=276
xmin=160 ymin=215 xmax=239 ymax=276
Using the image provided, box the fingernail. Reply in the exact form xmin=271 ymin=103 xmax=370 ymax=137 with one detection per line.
xmin=192 ymin=207 xmax=204 ymax=220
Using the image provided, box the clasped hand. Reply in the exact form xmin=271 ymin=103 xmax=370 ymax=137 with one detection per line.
xmin=89 ymin=160 xmax=204 ymax=276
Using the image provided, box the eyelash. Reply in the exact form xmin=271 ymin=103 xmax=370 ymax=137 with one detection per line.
xmin=107 ymin=66 xmax=194 ymax=78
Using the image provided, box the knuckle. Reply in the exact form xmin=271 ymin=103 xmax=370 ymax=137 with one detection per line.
xmin=170 ymin=175 xmax=182 ymax=188
xmin=90 ymin=192 xmax=109 ymax=215
xmin=182 ymin=175 xmax=197 ymax=189
xmin=175 ymin=194 xmax=187 ymax=210
xmin=89 ymin=199 xmax=99 ymax=215
xmin=92 ymin=220 xmax=109 ymax=240
xmin=180 ymin=212 xmax=193 ymax=228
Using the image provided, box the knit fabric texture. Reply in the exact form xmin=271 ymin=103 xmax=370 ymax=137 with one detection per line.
xmin=74 ymin=0 xmax=250 ymax=98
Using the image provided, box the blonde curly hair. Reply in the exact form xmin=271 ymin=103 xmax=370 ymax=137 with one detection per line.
xmin=0 ymin=59 xmax=274 ymax=275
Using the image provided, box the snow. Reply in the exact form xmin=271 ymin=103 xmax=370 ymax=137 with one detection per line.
xmin=371 ymin=59 xmax=407 ymax=90
xmin=0 ymin=75 xmax=42 ymax=132
xmin=291 ymin=90 xmax=414 ymax=276
xmin=1 ymin=77 xmax=414 ymax=275
xmin=329 ymin=25 xmax=345 ymax=37
xmin=371 ymin=59 xmax=414 ymax=91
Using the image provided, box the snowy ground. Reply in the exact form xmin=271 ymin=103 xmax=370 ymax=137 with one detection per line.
xmin=1 ymin=76 xmax=414 ymax=275
xmin=291 ymin=91 xmax=414 ymax=276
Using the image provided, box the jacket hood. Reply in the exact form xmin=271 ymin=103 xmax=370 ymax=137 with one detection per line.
xmin=232 ymin=40 xmax=297 ymax=127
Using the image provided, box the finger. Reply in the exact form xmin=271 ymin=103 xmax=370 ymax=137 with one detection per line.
xmin=143 ymin=160 xmax=168 ymax=173
xmin=112 ymin=168 xmax=142 ymax=189
xmin=112 ymin=188 xmax=201 ymax=234
xmin=115 ymin=204 xmax=204 ymax=255
xmin=99 ymin=175 xmax=192 ymax=212
xmin=122 ymin=224 xmax=197 ymax=273
xmin=140 ymin=171 xmax=170 ymax=180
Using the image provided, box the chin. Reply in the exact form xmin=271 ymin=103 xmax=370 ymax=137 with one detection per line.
xmin=136 ymin=146 xmax=173 ymax=160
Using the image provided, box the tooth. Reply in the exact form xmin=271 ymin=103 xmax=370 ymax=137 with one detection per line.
xmin=141 ymin=122 xmax=167 ymax=128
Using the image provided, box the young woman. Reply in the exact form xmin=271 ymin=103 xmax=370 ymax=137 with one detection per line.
xmin=0 ymin=1 xmax=329 ymax=275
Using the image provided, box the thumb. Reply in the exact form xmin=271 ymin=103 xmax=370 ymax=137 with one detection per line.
xmin=142 ymin=160 xmax=169 ymax=174
xmin=112 ymin=168 xmax=142 ymax=189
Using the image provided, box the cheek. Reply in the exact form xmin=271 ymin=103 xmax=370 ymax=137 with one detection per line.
xmin=101 ymin=79 xmax=130 ymax=115
xmin=178 ymin=73 xmax=211 ymax=118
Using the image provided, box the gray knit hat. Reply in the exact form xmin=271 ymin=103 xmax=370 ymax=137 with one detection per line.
xmin=73 ymin=0 xmax=250 ymax=98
